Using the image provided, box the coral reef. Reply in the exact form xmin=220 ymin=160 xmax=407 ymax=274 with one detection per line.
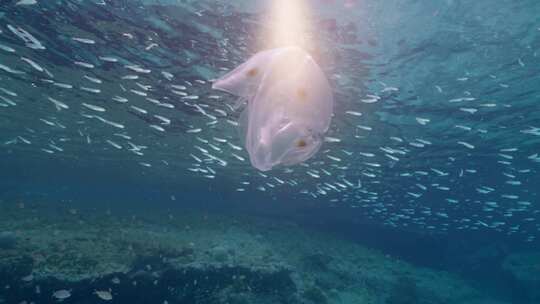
xmin=0 ymin=204 xmax=517 ymax=304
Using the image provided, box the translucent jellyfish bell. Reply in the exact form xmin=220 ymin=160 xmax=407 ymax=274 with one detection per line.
xmin=213 ymin=47 xmax=333 ymax=171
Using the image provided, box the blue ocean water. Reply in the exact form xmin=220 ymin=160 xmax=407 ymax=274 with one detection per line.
xmin=0 ymin=0 xmax=539 ymax=303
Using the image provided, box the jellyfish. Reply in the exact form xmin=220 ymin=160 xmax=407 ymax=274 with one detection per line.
xmin=213 ymin=47 xmax=333 ymax=171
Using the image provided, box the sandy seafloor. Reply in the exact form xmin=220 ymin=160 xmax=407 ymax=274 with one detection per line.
xmin=0 ymin=201 xmax=530 ymax=304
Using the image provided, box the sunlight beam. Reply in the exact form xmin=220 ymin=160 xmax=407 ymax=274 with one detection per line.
xmin=263 ymin=0 xmax=313 ymax=50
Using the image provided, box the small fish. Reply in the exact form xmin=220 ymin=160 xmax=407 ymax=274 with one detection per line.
xmin=48 ymin=143 xmax=63 ymax=152
xmin=194 ymin=145 xmax=208 ymax=154
xmin=449 ymin=97 xmax=476 ymax=103
xmin=94 ymin=290 xmax=113 ymax=301
xmin=408 ymin=192 xmax=422 ymax=198
xmin=356 ymin=125 xmax=372 ymax=131
xmin=171 ymin=85 xmax=187 ymax=90
xmin=146 ymin=43 xmax=158 ymax=50
xmin=231 ymin=153 xmax=245 ymax=161
xmin=385 ymin=154 xmax=400 ymax=161
xmin=226 ymin=119 xmax=239 ymax=126
xmin=0 ymin=43 xmax=16 ymax=53
xmin=16 ymin=0 xmax=38 ymax=6
xmin=457 ymin=141 xmax=475 ymax=149
xmin=307 ymin=171 xmax=320 ymax=178
xmin=94 ymin=115 xmax=124 ymax=129
xmin=227 ymin=142 xmax=242 ymax=151
xmin=52 ymin=289 xmax=71 ymax=301
xmin=125 ymin=65 xmax=151 ymax=74
xmin=0 ymin=87 xmax=18 ymax=97
xmin=326 ymin=155 xmax=341 ymax=162
xmin=0 ymin=95 xmax=16 ymax=106
xmin=157 ymin=102 xmax=174 ymax=109
xmin=48 ymin=97 xmax=69 ymax=111
xmin=106 ymin=140 xmax=122 ymax=149
xmin=130 ymin=105 xmax=147 ymax=114
xmin=18 ymin=136 xmax=31 ymax=144
xmin=208 ymin=143 xmax=221 ymax=152
xmin=415 ymin=117 xmax=430 ymax=125
xmin=324 ymin=136 xmax=341 ymax=143
xmin=358 ymin=152 xmax=375 ymax=157
xmin=381 ymin=86 xmax=398 ymax=93
xmin=460 ymin=107 xmax=478 ymax=114
xmin=130 ymin=89 xmax=147 ymax=96
xmin=39 ymin=118 xmax=56 ymax=126
xmin=498 ymin=153 xmax=513 ymax=160
xmin=183 ymin=95 xmax=199 ymax=100
xmin=136 ymin=82 xmax=151 ymax=91
xmin=149 ymin=124 xmax=165 ymax=132
xmin=7 ymin=24 xmax=45 ymax=50
xmin=0 ymin=63 xmax=25 ymax=74
xmin=112 ymin=96 xmax=128 ymax=103
xmin=153 ymin=115 xmax=171 ymax=125
xmin=84 ymin=75 xmax=102 ymax=84
xmin=196 ymin=137 xmax=209 ymax=144
xmin=360 ymin=95 xmax=380 ymax=103
xmin=20 ymin=57 xmax=43 ymax=72
xmin=455 ymin=125 xmax=472 ymax=131
xmin=190 ymin=154 xmax=202 ymax=163
xmin=431 ymin=168 xmax=448 ymax=176
xmin=99 ymin=56 xmax=118 ymax=62
xmin=53 ymin=82 xmax=73 ymax=89
xmin=82 ymin=103 xmax=105 ymax=112
xmin=214 ymin=109 xmax=227 ymax=116
xmin=416 ymin=138 xmax=432 ymax=145
xmin=501 ymin=194 xmax=519 ymax=200
xmin=161 ymin=71 xmax=174 ymax=80
xmin=74 ymin=61 xmax=95 ymax=69
xmin=72 ymin=37 xmax=96 ymax=44
xmin=80 ymin=87 xmax=101 ymax=94
xmin=345 ymin=110 xmax=362 ymax=117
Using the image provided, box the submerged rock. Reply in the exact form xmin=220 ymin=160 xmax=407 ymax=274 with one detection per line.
xmin=210 ymin=245 xmax=230 ymax=262
xmin=0 ymin=255 xmax=33 ymax=287
xmin=0 ymin=209 xmax=517 ymax=304
xmin=502 ymin=252 xmax=540 ymax=301
xmin=302 ymin=285 xmax=328 ymax=304
xmin=302 ymin=252 xmax=333 ymax=271
xmin=386 ymin=276 xmax=418 ymax=304
xmin=0 ymin=231 xmax=17 ymax=249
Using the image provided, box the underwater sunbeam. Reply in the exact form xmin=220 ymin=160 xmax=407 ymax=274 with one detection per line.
xmin=264 ymin=0 xmax=313 ymax=50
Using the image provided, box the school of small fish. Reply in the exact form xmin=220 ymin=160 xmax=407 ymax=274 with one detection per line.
xmin=0 ymin=0 xmax=538 ymax=252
